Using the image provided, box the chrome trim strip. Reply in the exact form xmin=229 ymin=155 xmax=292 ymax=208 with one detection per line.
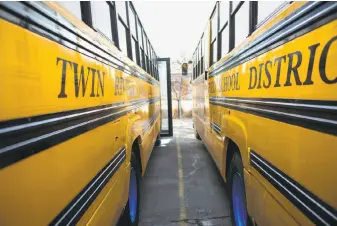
xmin=210 ymin=101 xmax=337 ymax=126
xmin=209 ymin=97 xmax=337 ymax=111
xmin=251 ymin=152 xmax=337 ymax=220
xmin=250 ymin=159 xmax=329 ymax=226
xmin=52 ymin=147 xmax=126 ymax=226
xmin=66 ymin=154 xmax=126 ymax=226
xmin=0 ymin=109 xmax=126 ymax=154
xmin=0 ymin=102 xmax=125 ymax=135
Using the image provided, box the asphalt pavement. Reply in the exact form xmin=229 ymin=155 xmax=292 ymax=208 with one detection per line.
xmin=139 ymin=119 xmax=232 ymax=226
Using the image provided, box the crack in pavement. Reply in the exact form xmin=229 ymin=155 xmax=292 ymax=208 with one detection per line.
xmin=171 ymin=215 xmax=231 ymax=225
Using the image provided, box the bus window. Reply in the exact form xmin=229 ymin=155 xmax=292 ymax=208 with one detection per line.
xmin=132 ymin=38 xmax=137 ymax=63
xmin=221 ymin=26 xmax=229 ymax=57
xmin=234 ymin=2 xmax=249 ymax=47
xmin=115 ymin=1 xmax=127 ymax=23
xmin=59 ymin=1 xmax=81 ymax=20
xmin=201 ymin=35 xmax=204 ymax=73
xmin=219 ymin=1 xmax=229 ymax=29
xmin=91 ymin=1 xmax=114 ymax=41
xmin=219 ymin=1 xmax=229 ymax=58
xmin=118 ymin=20 xmax=128 ymax=55
xmin=129 ymin=6 xmax=137 ymax=38
xmin=232 ymin=1 xmax=241 ymax=12
xmin=210 ymin=6 xmax=218 ymax=65
xmin=257 ymin=1 xmax=284 ymax=25
xmin=129 ymin=4 xmax=139 ymax=64
xmin=211 ymin=40 xmax=217 ymax=65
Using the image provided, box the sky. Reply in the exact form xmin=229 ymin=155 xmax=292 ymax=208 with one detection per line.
xmin=134 ymin=1 xmax=215 ymax=61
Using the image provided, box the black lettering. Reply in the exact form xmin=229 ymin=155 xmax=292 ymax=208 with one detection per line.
xmin=273 ymin=55 xmax=286 ymax=87
xmin=303 ymin=43 xmax=320 ymax=85
xmin=57 ymin=58 xmax=72 ymax=98
xmin=115 ymin=76 xmax=119 ymax=95
xmin=209 ymin=82 xmax=214 ymax=93
xmin=119 ymin=77 xmax=124 ymax=95
xmin=235 ymin=73 xmax=240 ymax=90
xmin=90 ymin=68 xmax=97 ymax=97
xmin=284 ymin=51 xmax=303 ymax=86
xmin=257 ymin=63 xmax=264 ymax=89
xmin=74 ymin=65 xmax=90 ymax=97
xmin=230 ymin=74 xmax=233 ymax=91
xmin=228 ymin=75 xmax=232 ymax=91
xmin=224 ymin=76 xmax=228 ymax=91
xmin=218 ymin=78 xmax=225 ymax=92
xmin=73 ymin=63 xmax=80 ymax=97
xmin=319 ymin=36 xmax=337 ymax=84
xmin=249 ymin=67 xmax=257 ymax=89
xmin=264 ymin=61 xmax=272 ymax=88
xmin=221 ymin=78 xmax=225 ymax=92
xmin=96 ymin=71 xmax=105 ymax=97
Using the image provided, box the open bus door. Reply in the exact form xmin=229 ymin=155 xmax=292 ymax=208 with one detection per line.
xmin=158 ymin=58 xmax=173 ymax=136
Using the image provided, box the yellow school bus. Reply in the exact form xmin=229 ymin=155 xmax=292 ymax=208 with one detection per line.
xmin=0 ymin=1 xmax=160 ymax=225
xmin=192 ymin=1 xmax=337 ymax=225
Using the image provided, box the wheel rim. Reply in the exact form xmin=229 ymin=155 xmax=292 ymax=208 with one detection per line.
xmin=232 ymin=172 xmax=247 ymax=226
xmin=129 ymin=167 xmax=138 ymax=223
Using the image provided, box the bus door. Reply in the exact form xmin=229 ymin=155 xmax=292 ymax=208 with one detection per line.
xmin=158 ymin=58 xmax=173 ymax=136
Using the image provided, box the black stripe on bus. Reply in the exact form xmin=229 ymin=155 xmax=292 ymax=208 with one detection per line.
xmin=143 ymin=111 xmax=160 ymax=133
xmin=0 ymin=97 xmax=160 ymax=169
xmin=209 ymin=97 xmax=337 ymax=136
xmin=50 ymin=147 xmax=126 ymax=226
xmin=0 ymin=101 xmax=126 ymax=132
xmin=211 ymin=122 xmax=221 ymax=135
xmin=250 ymin=150 xmax=337 ymax=226
xmin=0 ymin=97 xmax=159 ymax=132
xmin=210 ymin=2 xmax=337 ymax=77
xmin=0 ymin=2 xmax=159 ymax=86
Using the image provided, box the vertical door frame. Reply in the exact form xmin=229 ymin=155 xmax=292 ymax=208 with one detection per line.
xmin=158 ymin=58 xmax=173 ymax=136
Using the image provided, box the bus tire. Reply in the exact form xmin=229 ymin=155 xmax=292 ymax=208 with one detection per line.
xmin=228 ymin=152 xmax=249 ymax=226
xmin=194 ymin=129 xmax=201 ymax=140
xmin=119 ymin=152 xmax=141 ymax=226
xmin=155 ymin=135 xmax=161 ymax=146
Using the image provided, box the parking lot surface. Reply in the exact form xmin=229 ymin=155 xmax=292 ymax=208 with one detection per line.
xmin=139 ymin=119 xmax=232 ymax=226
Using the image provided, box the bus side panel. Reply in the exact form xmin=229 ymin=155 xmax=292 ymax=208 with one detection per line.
xmin=85 ymin=164 xmax=130 ymax=226
xmin=0 ymin=17 xmax=130 ymax=225
xmin=139 ymin=102 xmax=160 ymax=172
xmin=125 ymin=74 xmax=161 ymax=175
xmin=245 ymin=170 xmax=303 ymax=226
xmin=0 ymin=117 xmax=128 ymax=225
xmin=209 ymin=14 xmax=337 ymax=225
xmin=192 ymin=78 xmax=206 ymax=140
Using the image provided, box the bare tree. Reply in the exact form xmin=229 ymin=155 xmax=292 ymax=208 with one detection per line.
xmin=172 ymin=74 xmax=190 ymax=118
xmin=171 ymin=57 xmax=192 ymax=119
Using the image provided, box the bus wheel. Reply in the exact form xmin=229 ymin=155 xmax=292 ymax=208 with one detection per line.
xmin=194 ymin=128 xmax=201 ymax=140
xmin=228 ymin=152 xmax=248 ymax=226
xmin=120 ymin=153 xmax=140 ymax=226
xmin=155 ymin=135 xmax=161 ymax=146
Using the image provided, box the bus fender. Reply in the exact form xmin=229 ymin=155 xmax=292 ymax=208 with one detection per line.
xmin=222 ymin=113 xmax=248 ymax=178
xmin=126 ymin=114 xmax=143 ymax=155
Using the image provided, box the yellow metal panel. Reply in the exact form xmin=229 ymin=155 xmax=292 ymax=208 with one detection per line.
xmin=245 ymin=170 xmax=305 ymax=226
xmin=209 ymin=21 xmax=337 ymax=100
xmin=0 ymin=2 xmax=161 ymax=225
xmin=86 ymin=164 xmax=130 ymax=226
xmin=0 ymin=117 xmax=127 ymax=225
xmin=193 ymin=1 xmax=337 ymax=225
